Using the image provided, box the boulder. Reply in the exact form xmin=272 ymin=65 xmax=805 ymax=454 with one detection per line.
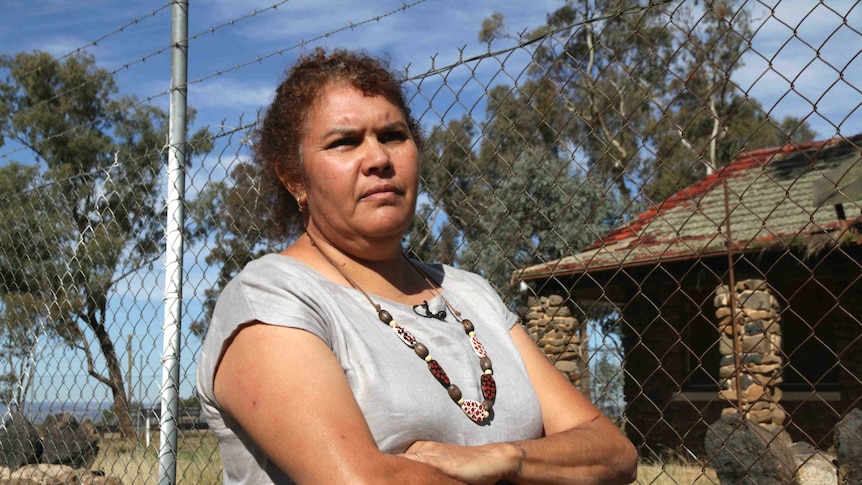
xmin=0 ymin=412 xmax=41 ymax=471
xmin=834 ymin=408 xmax=862 ymax=484
xmin=788 ymin=442 xmax=837 ymax=485
xmin=5 ymin=463 xmax=122 ymax=484
xmin=704 ymin=413 xmax=798 ymax=484
xmin=38 ymin=414 xmax=99 ymax=468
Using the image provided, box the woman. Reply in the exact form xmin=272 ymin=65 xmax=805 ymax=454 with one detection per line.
xmin=197 ymin=48 xmax=637 ymax=485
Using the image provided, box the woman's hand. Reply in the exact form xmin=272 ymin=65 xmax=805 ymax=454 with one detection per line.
xmin=498 ymin=325 xmax=638 ymax=484
xmin=397 ymin=325 xmax=638 ymax=485
xmin=401 ymin=440 xmax=521 ymax=485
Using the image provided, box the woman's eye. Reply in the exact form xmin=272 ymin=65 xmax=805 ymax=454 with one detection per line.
xmin=380 ymin=131 xmax=408 ymax=143
xmin=328 ymin=137 xmax=358 ymax=149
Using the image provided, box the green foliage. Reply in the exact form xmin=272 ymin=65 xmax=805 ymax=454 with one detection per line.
xmin=485 ymin=0 xmax=816 ymax=208
xmin=444 ymin=0 xmax=818 ymax=407
xmin=0 ymin=50 xmax=211 ymax=440
xmin=411 ymin=81 xmax=619 ymax=297
xmin=0 ymin=371 xmax=16 ymax=404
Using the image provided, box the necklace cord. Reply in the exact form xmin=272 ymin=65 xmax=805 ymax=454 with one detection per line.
xmin=305 ymin=233 xmax=496 ymax=424
xmin=307 ymin=235 xmax=382 ymax=312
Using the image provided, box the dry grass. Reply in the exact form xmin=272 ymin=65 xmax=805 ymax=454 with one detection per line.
xmin=635 ymin=454 xmax=719 ymax=485
xmin=90 ymin=429 xmax=222 ymax=485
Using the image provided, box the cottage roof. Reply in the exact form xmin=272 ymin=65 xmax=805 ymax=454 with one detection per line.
xmin=515 ymin=133 xmax=862 ymax=282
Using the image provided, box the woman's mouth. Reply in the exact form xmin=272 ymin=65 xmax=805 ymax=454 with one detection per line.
xmin=361 ymin=184 xmax=402 ymax=200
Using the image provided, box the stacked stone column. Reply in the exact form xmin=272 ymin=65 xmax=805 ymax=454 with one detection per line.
xmin=523 ymin=293 xmax=585 ymax=388
xmin=714 ymin=279 xmax=786 ymax=432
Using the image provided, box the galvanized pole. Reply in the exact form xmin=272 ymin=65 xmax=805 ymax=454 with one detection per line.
xmin=159 ymin=1 xmax=188 ymax=483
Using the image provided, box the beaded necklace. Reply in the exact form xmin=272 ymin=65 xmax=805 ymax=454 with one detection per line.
xmin=309 ymin=236 xmax=497 ymax=424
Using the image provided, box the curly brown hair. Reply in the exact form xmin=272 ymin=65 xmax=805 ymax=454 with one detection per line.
xmin=254 ymin=47 xmax=423 ymax=239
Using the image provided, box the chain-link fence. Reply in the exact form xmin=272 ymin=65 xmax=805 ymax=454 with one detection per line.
xmin=1 ymin=0 xmax=860 ymax=483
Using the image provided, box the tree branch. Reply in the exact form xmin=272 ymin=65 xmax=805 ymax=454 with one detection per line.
xmin=8 ymin=133 xmax=50 ymax=166
xmin=74 ymin=333 xmax=112 ymax=387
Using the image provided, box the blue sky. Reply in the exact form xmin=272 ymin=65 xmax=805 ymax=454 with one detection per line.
xmin=0 ymin=1 xmax=562 ymax=137
xmin=1 ymin=0 xmax=860 ymax=406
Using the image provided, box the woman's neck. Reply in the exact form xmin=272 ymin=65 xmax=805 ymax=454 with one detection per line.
xmin=285 ymin=232 xmax=434 ymax=305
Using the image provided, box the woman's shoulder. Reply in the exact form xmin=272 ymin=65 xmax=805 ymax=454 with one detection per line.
xmin=411 ymin=260 xmax=502 ymax=304
xmin=207 ymin=253 xmax=338 ymax=346
xmin=236 ymin=252 xmax=319 ymax=279
xmin=224 ymin=253 xmax=324 ymax=291
xmin=430 ymin=261 xmax=495 ymax=291
xmin=213 ymin=253 xmax=337 ymax=319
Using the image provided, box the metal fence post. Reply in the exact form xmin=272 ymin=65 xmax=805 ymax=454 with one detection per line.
xmin=159 ymin=1 xmax=188 ymax=483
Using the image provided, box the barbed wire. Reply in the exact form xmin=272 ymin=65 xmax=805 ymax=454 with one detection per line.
xmin=2 ymin=1 xmax=861 ymax=480
xmin=9 ymin=2 xmax=173 ymax=81
xmin=192 ymin=0 xmax=293 ymax=39
xmin=0 ymin=1 xmax=294 ymax=159
xmin=186 ymin=0 xmax=429 ymax=86
xmin=9 ymin=0 xmax=294 ymax=110
xmin=3 ymin=0 xmax=850 ymax=192
xmin=0 ymin=0 xmax=427 ymax=162
xmin=0 ymin=0 xmax=666 ymax=166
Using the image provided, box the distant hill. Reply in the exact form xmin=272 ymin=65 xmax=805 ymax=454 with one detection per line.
xmin=1 ymin=401 xmax=109 ymax=424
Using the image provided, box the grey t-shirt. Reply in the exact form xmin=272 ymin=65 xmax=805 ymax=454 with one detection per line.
xmin=196 ymin=254 xmax=543 ymax=484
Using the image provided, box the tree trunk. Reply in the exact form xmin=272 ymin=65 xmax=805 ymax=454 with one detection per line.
xmin=92 ymin=320 xmax=137 ymax=443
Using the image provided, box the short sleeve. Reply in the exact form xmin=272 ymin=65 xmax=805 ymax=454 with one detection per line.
xmin=196 ymin=255 xmax=332 ymax=413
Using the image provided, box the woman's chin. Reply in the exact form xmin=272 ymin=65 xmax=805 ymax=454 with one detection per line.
xmin=360 ymin=210 xmax=414 ymax=236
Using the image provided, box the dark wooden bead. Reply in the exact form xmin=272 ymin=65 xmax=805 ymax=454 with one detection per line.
xmin=447 ymin=385 xmax=462 ymax=402
xmin=378 ymin=309 xmax=393 ymax=324
xmin=461 ymin=319 xmax=474 ymax=333
xmin=413 ymin=343 xmax=429 ymax=359
xmin=479 ymin=357 xmax=493 ymax=372
xmin=482 ymin=399 xmax=494 ymax=413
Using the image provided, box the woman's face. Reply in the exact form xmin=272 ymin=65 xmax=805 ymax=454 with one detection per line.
xmin=297 ymin=83 xmax=420 ymax=253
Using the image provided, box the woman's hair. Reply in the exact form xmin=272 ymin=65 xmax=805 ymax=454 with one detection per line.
xmin=254 ymin=47 xmax=423 ymax=239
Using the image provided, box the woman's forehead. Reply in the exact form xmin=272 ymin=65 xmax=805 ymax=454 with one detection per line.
xmin=307 ymin=83 xmax=404 ymax=128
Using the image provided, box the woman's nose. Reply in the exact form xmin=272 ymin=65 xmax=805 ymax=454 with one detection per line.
xmin=362 ymin=138 xmax=392 ymax=173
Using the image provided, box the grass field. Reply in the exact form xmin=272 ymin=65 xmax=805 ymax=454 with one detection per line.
xmin=635 ymin=458 xmax=719 ymax=484
xmin=91 ymin=431 xmax=717 ymax=484
xmin=91 ymin=430 xmax=223 ymax=485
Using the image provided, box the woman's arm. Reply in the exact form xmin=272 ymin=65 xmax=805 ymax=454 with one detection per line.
xmin=214 ymin=322 xmax=468 ymax=485
xmin=403 ymin=324 xmax=638 ymax=485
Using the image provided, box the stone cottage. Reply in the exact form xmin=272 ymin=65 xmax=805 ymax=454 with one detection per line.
xmin=513 ymin=133 xmax=862 ymax=456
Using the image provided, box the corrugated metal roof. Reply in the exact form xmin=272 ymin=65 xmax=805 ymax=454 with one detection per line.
xmin=515 ymin=133 xmax=862 ymax=282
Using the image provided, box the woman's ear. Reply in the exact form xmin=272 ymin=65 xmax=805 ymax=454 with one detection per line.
xmin=275 ymin=163 xmax=306 ymax=205
xmin=287 ymin=181 xmax=306 ymax=208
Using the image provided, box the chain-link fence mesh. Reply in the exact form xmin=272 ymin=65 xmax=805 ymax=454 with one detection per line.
xmin=1 ymin=1 xmax=860 ymax=483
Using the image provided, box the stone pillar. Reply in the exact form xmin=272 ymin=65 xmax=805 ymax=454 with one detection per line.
xmin=714 ymin=279 xmax=786 ymax=432
xmin=523 ymin=293 xmax=586 ymax=390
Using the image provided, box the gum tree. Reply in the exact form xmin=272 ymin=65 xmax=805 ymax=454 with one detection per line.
xmin=0 ymin=51 xmax=210 ymax=441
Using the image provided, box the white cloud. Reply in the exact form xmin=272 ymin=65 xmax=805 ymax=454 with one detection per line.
xmin=190 ymin=77 xmax=275 ymax=110
xmin=29 ymin=35 xmax=94 ymax=58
